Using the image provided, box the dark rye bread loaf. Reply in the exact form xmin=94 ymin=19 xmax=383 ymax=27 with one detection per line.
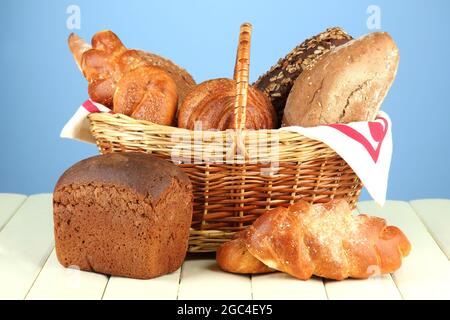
xmin=53 ymin=152 xmax=193 ymax=279
xmin=253 ymin=27 xmax=353 ymax=125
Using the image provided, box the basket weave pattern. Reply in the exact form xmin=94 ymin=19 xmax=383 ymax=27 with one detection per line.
xmin=88 ymin=23 xmax=363 ymax=252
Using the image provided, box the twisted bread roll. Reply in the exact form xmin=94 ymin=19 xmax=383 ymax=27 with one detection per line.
xmin=178 ymin=78 xmax=277 ymax=130
xmin=68 ymin=31 xmax=195 ymax=109
xmin=216 ymin=200 xmax=411 ymax=280
xmin=216 ymin=232 xmax=274 ymax=274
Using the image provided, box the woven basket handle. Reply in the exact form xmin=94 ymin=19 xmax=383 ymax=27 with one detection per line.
xmin=233 ymin=23 xmax=252 ymax=130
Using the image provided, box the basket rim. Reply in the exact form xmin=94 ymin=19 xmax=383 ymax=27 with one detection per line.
xmin=87 ymin=112 xmax=342 ymax=162
xmin=88 ymin=112 xmax=324 ymax=139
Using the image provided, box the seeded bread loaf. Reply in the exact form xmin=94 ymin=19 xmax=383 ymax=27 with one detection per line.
xmin=53 ymin=152 xmax=193 ymax=279
xmin=253 ymin=27 xmax=353 ymax=125
xmin=282 ymin=32 xmax=399 ymax=127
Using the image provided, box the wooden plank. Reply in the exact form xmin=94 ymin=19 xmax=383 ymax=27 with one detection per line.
xmin=325 ymin=275 xmax=401 ymax=300
xmin=0 ymin=193 xmax=27 ymax=230
xmin=252 ymin=273 xmax=327 ymax=300
xmin=178 ymin=258 xmax=252 ymax=300
xmin=409 ymin=199 xmax=450 ymax=260
xmin=358 ymin=200 xmax=450 ymax=300
xmin=323 ymin=206 xmax=402 ymax=300
xmin=26 ymin=249 xmax=108 ymax=300
xmin=0 ymin=194 xmax=54 ymax=299
xmin=103 ymin=269 xmax=181 ymax=300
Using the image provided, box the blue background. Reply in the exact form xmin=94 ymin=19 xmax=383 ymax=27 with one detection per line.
xmin=1 ymin=0 xmax=449 ymax=200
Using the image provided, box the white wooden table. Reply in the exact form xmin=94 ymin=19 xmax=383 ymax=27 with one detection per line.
xmin=0 ymin=193 xmax=449 ymax=300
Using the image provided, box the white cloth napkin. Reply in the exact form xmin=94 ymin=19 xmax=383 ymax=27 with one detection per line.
xmin=60 ymin=100 xmax=111 ymax=144
xmin=280 ymin=112 xmax=392 ymax=206
xmin=61 ymin=99 xmax=392 ymax=205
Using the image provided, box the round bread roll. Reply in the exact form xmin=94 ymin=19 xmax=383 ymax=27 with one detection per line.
xmin=178 ymin=78 xmax=277 ymax=131
xmin=282 ymin=32 xmax=399 ymax=127
xmin=113 ymin=66 xmax=178 ymax=125
xmin=139 ymin=51 xmax=195 ymax=109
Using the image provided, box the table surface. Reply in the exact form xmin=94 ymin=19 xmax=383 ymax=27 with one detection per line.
xmin=0 ymin=193 xmax=449 ymax=300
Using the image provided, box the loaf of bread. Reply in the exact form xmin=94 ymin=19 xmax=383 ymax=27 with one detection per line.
xmin=53 ymin=152 xmax=193 ymax=279
xmin=216 ymin=200 xmax=411 ymax=280
xmin=68 ymin=31 xmax=196 ymax=109
xmin=254 ymin=27 xmax=353 ymax=125
xmin=282 ymin=32 xmax=399 ymax=127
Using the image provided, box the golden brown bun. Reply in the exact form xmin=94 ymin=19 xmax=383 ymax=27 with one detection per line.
xmin=113 ymin=66 xmax=178 ymax=125
xmin=68 ymin=31 xmax=195 ymax=109
xmin=138 ymin=51 xmax=195 ymax=109
xmin=216 ymin=200 xmax=411 ymax=280
xmin=216 ymin=232 xmax=274 ymax=274
xmin=178 ymin=78 xmax=277 ymax=130
xmin=282 ymin=32 xmax=399 ymax=127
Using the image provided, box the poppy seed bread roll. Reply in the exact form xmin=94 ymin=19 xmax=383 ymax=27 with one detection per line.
xmin=53 ymin=152 xmax=193 ymax=279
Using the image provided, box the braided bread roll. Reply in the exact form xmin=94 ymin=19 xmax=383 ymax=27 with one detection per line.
xmin=216 ymin=232 xmax=274 ymax=274
xmin=68 ymin=30 xmax=195 ymax=110
xmin=216 ymin=200 xmax=411 ymax=280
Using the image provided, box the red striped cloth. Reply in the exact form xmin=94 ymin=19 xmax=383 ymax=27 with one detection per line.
xmin=281 ymin=112 xmax=392 ymax=205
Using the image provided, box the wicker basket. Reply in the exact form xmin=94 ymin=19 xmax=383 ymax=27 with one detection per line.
xmin=88 ymin=23 xmax=363 ymax=252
